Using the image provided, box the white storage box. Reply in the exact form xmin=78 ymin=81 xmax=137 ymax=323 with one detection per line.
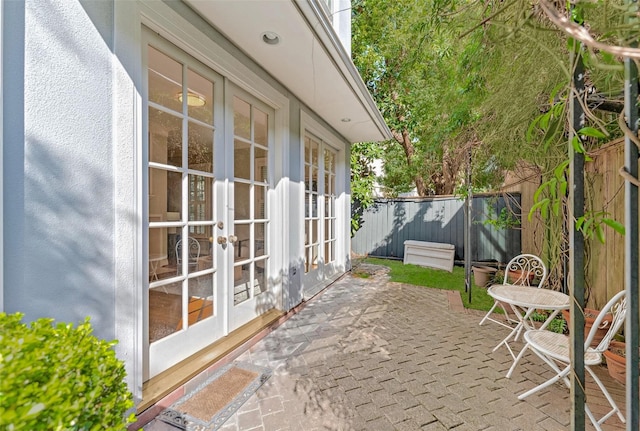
xmin=403 ymin=240 xmax=455 ymax=272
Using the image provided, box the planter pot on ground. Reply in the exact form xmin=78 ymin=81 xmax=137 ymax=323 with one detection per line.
xmin=604 ymin=340 xmax=626 ymax=385
xmin=561 ymin=308 xmax=612 ymax=348
xmin=472 ymin=265 xmax=497 ymax=288
xmin=604 ymin=340 xmax=640 ymax=387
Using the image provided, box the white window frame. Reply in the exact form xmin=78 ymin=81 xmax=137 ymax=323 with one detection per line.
xmin=303 ymin=132 xmax=321 ymax=275
xmin=139 ymin=1 xmax=290 ymax=315
xmin=230 ymin=92 xmax=273 ymax=309
xmin=300 ymin=111 xmax=347 ymax=294
xmin=112 ymin=1 xmax=291 ymax=386
xmin=323 ymin=146 xmax=337 ymax=265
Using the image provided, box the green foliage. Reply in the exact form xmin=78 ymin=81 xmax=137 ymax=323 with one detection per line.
xmin=481 ymin=204 xmax=521 ymax=230
xmin=352 ymin=0 xmax=502 ymax=197
xmin=352 ymin=0 xmax=630 ymax=294
xmin=350 ymin=142 xmax=383 ymax=234
xmin=0 ymin=313 xmax=135 ymax=430
xmin=576 ymin=211 xmax=626 ymax=243
xmin=530 ymin=120 xmax=625 ymax=245
xmin=529 ymin=160 xmax=570 ymax=221
xmin=547 ymin=317 xmax=567 ymax=334
xmin=530 ymin=311 xmax=567 ymax=334
xmin=350 ymin=0 xmax=585 ymax=199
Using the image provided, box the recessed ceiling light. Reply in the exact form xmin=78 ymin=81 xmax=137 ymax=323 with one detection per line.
xmin=341 ymin=118 xmax=351 ymax=123
xmin=261 ymin=31 xmax=280 ymax=45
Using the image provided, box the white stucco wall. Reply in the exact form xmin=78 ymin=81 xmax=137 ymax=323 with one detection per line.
xmin=334 ymin=0 xmax=352 ymax=55
xmin=2 ymin=0 xmax=357 ymax=403
xmin=4 ymin=1 xmax=117 ymax=340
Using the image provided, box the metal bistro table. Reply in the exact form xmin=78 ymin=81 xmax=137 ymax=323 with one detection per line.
xmin=487 ymin=284 xmax=570 ymax=367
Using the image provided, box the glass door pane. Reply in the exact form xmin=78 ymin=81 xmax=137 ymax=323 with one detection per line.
xmin=232 ymin=95 xmax=270 ymax=306
xmin=145 ymin=33 xmax=225 ymax=379
xmin=323 ymin=148 xmax=337 ymax=264
xmin=304 ymin=135 xmax=320 ymax=273
xmin=148 ymin=44 xmax=218 ymax=333
xmin=228 ymin=92 xmax=272 ymax=331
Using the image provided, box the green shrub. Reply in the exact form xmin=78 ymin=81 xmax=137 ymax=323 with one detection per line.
xmin=0 ymin=313 xmax=135 ymax=430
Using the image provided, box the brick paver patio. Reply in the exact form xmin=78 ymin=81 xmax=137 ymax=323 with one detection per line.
xmin=144 ymin=264 xmax=627 ymax=430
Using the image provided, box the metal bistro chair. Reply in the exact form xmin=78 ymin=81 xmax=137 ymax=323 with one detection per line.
xmin=509 ymin=290 xmax=627 ymax=431
xmin=479 ymin=253 xmax=548 ymax=330
xmin=175 ymin=237 xmax=201 ymax=275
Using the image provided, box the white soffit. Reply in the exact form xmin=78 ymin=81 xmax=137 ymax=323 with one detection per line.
xmin=185 ymin=0 xmax=391 ymax=143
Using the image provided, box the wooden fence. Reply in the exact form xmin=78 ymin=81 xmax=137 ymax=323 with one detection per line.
xmin=584 ymin=139 xmax=627 ymax=308
xmin=497 ymin=141 xmax=627 ymax=309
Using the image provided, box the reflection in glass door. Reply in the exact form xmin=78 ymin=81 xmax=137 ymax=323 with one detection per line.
xmin=229 ymin=93 xmax=273 ymax=331
xmin=323 ymin=148 xmax=337 ymax=267
xmin=304 ymin=135 xmax=320 ymax=274
xmin=145 ymin=35 xmax=225 ymax=379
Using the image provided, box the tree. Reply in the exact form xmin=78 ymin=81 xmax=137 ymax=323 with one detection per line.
xmin=351 ymin=1 xmax=630 ymax=291
xmin=352 ymin=0 xmax=478 ymax=196
xmin=425 ymin=0 xmax=629 ymax=294
xmin=352 ymin=0 xmax=519 ymax=198
xmin=350 ymin=141 xmax=382 ymax=234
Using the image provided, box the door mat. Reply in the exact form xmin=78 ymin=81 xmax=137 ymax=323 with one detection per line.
xmin=157 ymin=362 xmax=271 ymax=431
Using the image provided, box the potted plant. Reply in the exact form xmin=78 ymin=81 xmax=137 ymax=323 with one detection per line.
xmin=561 ymin=308 xmax=613 ymax=348
xmin=603 ymin=340 xmax=626 ymax=385
xmin=507 ymin=269 xmax=536 ymax=285
xmin=472 ymin=265 xmax=497 ymax=288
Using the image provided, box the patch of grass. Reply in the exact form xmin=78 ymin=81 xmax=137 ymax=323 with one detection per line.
xmin=358 ymin=257 xmax=496 ymax=312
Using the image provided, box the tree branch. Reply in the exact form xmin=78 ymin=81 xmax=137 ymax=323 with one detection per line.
xmin=538 ymin=0 xmax=640 ymax=59
xmin=458 ymin=0 xmax=518 ymax=39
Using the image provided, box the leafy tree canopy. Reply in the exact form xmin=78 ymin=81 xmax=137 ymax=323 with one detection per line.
xmin=351 ymin=0 xmax=632 ymax=291
xmin=351 ymin=0 xmax=627 ymax=202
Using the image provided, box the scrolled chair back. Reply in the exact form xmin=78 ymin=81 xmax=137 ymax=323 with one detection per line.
xmin=587 ymin=290 xmax=627 ymax=353
xmin=503 ymin=253 xmax=547 ymax=287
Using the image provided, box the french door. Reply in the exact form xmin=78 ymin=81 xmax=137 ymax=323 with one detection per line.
xmin=144 ymin=31 xmax=275 ymax=379
xmin=227 ymin=87 xmax=274 ymax=332
xmin=144 ymin=32 xmax=227 ymax=379
xmin=303 ymin=132 xmax=338 ymax=297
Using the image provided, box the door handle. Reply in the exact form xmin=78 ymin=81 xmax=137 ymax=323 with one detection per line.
xmin=217 ymin=236 xmax=228 ymax=245
xmin=228 ymin=235 xmax=238 ymax=244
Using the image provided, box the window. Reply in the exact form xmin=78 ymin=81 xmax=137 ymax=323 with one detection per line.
xmin=233 ymin=96 xmax=270 ymax=305
xmin=147 ymin=44 xmax=217 ymax=341
xmin=323 ymin=148 xmax=337 ymax=264
xmin=304 ymin=134 xmax=320 ymax=273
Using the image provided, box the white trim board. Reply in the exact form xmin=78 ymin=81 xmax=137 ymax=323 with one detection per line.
xmin=138 ymin=0 xmax=289 ymax=112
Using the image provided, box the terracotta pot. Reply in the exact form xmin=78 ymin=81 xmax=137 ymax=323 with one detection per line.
xmin=472 ymin=265 xmax=497 ymax=288
xmin=507 ymin=269 xmax=535 ymax=285
xmin=604 ymin=340 xmax=626 ymax=385
xmin=561 ymin=308 xmax=612 ymax=348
